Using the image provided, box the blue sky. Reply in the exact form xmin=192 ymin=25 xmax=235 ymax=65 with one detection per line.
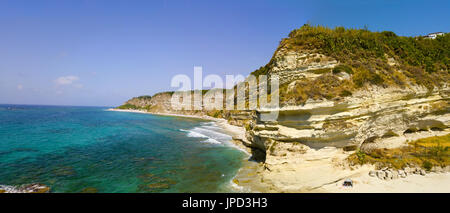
xmin=0 ymin=0 xmax=448 ymax=106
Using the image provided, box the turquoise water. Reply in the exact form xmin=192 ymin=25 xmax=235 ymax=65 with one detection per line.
xmin=0 ymin=105 xmax=246 ymax=192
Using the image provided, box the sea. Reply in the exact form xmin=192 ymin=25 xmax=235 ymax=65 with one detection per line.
xmin=0 ymin=104 xmax=247 ymax=192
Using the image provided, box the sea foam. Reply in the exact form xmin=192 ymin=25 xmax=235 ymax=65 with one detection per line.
xmin=180 ymin=122 xmax=232 ymax=145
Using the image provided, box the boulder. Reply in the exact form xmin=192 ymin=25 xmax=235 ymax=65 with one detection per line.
xmin=376 ymin=170 xmax=386 ymax=180
xmin=343 ymin=145 xmax=358 ymax=152
xmin=391 ymin=170 xmax=399 ymax=179
xmin=419 ymin=170 xmax=426 ymax=176
xmin=404 ymin=167 xmax=413 ymax=175
xmin=369 ymin=170 xmax=376 ymax=177
xmin=398 ymin=170 xmax=407 ymax=178
xmin=360 ymin=136 xmax=380 ymax=154
xmin=385 ymin=170 xmax=393 ymax=180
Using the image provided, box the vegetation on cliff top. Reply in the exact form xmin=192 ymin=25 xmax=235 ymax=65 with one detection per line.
xmin=285 ymin=25 xmax=448 ymax=74
xmin=256 ymin=25 xmax=449 ymax=105
xmin=116 ymin=92 xmax=175 ymax=110
xmin=120 ymin=25 xmax=449 ymax=108
xmin=116 ymin=103 xmax=140 ymax=109
xmin=254 ymin=25 xmax=449 ymax=76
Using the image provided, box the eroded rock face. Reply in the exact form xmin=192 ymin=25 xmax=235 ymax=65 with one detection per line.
xmin=226 ymin=111 xmax=253 ymax=127
xmin=270 ymin=49 xmax=338 ymax=85
xmin=243 ymin=39 xmax=449 ymax=169
xmin=246 ymin=84 xmax=449 ymax=162
xmin=117 ymin=38 xmax=449 ymax=186
xmin=125 ymin=93 xmax=174 ymax=113
xmin=367 ymin=166 xmax=450 ymax=181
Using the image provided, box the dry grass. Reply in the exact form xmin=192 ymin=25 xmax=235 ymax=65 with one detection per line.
xmin=348 ymin=134 xmax=450 ymax=170
xmin=410 ymin=134 xmax=450 ymax=148
xmin=281 ymin=74 xmax=354 ymax=105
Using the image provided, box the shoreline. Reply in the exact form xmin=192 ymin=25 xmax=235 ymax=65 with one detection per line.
xmin=1 ymin=108 xmax=253 ymax=193
xmin=108 ymin=108 xmax=256 ymax=192
xmin=108 ymin=108 xmax=450 ymax=193
xmin=320 ymin=171 xmax=450 ymax=193
xmin=108 ymin=108 xmax=252 ymax=156
xmin=231 ymin=147 xmax=450 ymax=193
xmin=106 ymin=108 xmax=220 ymax=121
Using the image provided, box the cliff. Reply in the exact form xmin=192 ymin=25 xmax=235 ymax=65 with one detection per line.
xmin=117 ymin=26 xmax=449 ymax=191
xmin=117 ymin=92 xmax=174 ymax=113
xmin=243 ymin=26 xmax=449 ymax=156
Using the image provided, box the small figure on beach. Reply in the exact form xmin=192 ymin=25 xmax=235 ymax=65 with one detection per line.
xmin=343 ymin=179 xmax=353 ymax=188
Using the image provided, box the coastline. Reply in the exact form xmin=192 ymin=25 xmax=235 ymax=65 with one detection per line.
xmin=320 ymin=171 xmax=450 ymax=193
xmin=107 ymin=108 xmax=256 ymax=192
xmin=229 ymin=147 xmax=450 ymax=193
xmin=108 ymin=108 xmax=450 ymax=193
xmin=106 ymin=108 xmax=220 ymax=121
xmin=2 ymin=107 xmax=253 ymax=193
xmin=107 ymin=108 xmax=252 ymax=155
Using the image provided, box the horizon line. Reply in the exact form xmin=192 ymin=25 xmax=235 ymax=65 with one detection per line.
xmin=0 ymin=103 xmax=111 ymax=108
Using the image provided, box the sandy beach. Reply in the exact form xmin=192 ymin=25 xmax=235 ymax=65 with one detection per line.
xmin=321 ymin=171 xmax=450 ymax=193
xmin=231 ymin=147 xmax=450 ymax=193
xmin=106 ymin=108 xmax=219 ymax=120
xmin=209 ymin=122 xmax=449 ymax=193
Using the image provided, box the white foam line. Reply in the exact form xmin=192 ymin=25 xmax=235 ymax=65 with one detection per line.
xmin=192 ymin=127 xmax=231 ymax=138
xmin=180 ymin=129 xmax=208 ymax=138
xmin=203 ymin=138 xmax=221 ymax=144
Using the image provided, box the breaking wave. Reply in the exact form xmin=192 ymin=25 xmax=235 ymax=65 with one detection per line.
xmin=180 ymin=122 xmax=232 ymax=145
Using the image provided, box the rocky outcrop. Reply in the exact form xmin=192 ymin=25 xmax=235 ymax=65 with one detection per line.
xmin=246 ymin=85 xmax=449 ymax=161
xmin=233 ymin=42 xmax=449 ymax=191
xmin=224 ymin=111 xmax=253 ymax=127
xmin=369 ymin=166 xmax=450 ymax=181
xmin=123 ymin=92 xmax=174 ymax=113
xmin=270 ymin=49 xmax=338 ymax=84
xmin=117 ymin=26 xmax=449 ymax=192
xmin=0 ymin=183 xmax=50 ymax=193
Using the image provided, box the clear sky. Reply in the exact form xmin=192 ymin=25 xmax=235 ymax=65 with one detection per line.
xmin=0 ymin=0 xmax=448 ymax=107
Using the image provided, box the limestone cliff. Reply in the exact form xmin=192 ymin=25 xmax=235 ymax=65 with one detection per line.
xmin=118 ymin=26 xmax=450 ymax=180
xmin=118 ymin=92 xmax=173 ymax=113
xmin=231 ymin=26 xmax=450 ymax=191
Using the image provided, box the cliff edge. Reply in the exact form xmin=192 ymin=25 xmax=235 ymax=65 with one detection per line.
xmin=117 ymin=26 xmax=450 ymax=192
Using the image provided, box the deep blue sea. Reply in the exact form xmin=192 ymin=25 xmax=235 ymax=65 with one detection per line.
xmin=0 ymin=105 xmax=246 ymax=192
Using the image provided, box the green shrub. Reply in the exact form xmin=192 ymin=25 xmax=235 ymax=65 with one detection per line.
xmin=339 ymin=90 xmax=352 ymax=97
xmin=356 ymin=150 xmax=366 ymax=163
xmin=422 ymin=161 xmax=432 ymax=171
xmin=382 ymin=130 xmax=399 ymax=138
xmin=352 ymin=67 xmax=383 ymax=87
xmin=251 ymin=65 xmax=271 ymax=77
xmin=332 ymin=64 xmax=353 ymax=74
xmin=310 ymin=68 xmax=331 ymax=74
xmin=285 ymin=25 xmax=449 ymax=74
xmin=117 ymin=104 xmax=139 ymax=109
xmin=247 ymin=25 xmax=449 ymax=105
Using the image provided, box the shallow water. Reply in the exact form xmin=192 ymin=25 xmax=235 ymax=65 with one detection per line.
xmin=0 ymin=105 xmax=246 ymax=192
